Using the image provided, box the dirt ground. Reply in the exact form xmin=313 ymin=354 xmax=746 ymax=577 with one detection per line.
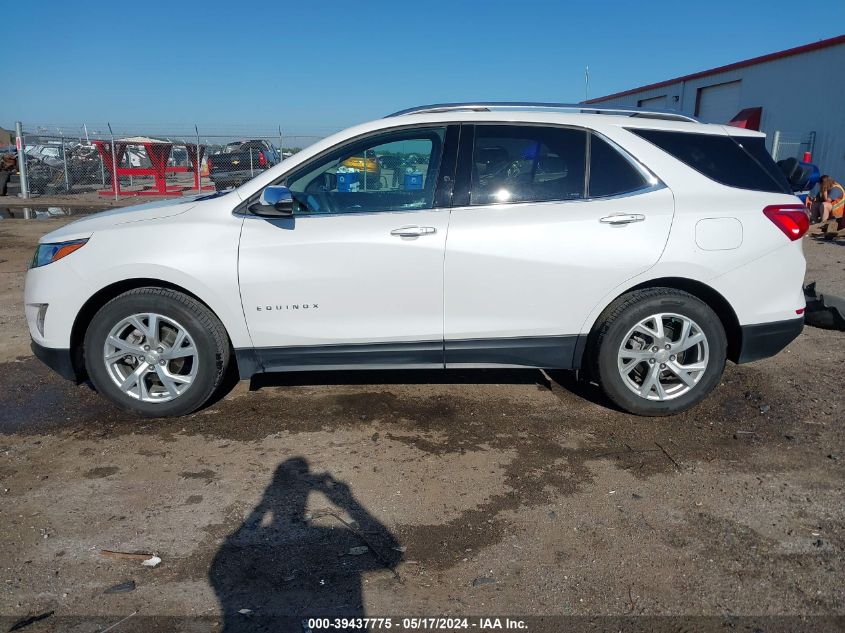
xmin=0 ymin=216 xmax=842 ymax=632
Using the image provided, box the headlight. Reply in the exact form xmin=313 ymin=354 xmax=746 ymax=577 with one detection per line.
xmin=30 ymin=239 xmax=88 ymax=269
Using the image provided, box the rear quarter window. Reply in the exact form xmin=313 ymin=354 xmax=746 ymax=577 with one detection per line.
xmin=629 ymin=128 xmax=790 ymax=194
xmin=588 ymin=133 xmax=649 ymax=197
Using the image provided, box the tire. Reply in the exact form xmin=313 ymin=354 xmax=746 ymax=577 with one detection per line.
xmin=84 ymin=287 xmax=230 ymax=417
xmin=591 ymin=288 xmax=726 ymax=416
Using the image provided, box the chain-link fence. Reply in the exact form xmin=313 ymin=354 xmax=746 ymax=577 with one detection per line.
xmin=4 ymin=122 xmax=328 ymax=200
xmin=771 ymin=130 xmax=816 ymax=163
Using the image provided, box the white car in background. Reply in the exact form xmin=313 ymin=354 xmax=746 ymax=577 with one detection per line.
xmin=24 ymin=103 xmax=808 ymax=417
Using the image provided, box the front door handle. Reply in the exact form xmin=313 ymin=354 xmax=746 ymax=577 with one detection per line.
xmin=599 ymin=213 xmax=646 ymax=225
xmin=390 ymin=225 xmax=437 ymax=237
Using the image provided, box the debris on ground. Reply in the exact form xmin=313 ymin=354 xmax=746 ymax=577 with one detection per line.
xmin=348 ymin=546 xmax=369 ymax=556
xmin=804 ymin=282 xmax=845 ymax=330
xmin=104 ymin=580 xmax=136 ymax=594
xmin=100 ymin=550 xmax=160 ymax=567
xmin=8 ymin=610 xmax=54 ymax=631
xmin=472 ymin=576 xmax=496 ymax=587
xmin=238 ymin=608 xmax=253 ymax=616
xmin=655 ymin=442 xmax=682 ymax=471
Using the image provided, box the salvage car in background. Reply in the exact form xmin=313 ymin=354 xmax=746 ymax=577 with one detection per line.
xmin=208 ymin=140 xmax=280 ymax=191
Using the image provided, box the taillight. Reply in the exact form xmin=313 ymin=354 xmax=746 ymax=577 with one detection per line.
xmin=258 ymin=151 xmax=268 ymax=167
xmin=763 ymin=204 xmax=809 ymax=241
xmin=207 ymin=156 xmax=213 ymax=171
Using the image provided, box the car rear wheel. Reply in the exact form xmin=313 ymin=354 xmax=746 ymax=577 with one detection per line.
xmin=84 ymin=288 xmax=230 ymax=417
xmin=592 ymin=288 xmax=726 ymax=416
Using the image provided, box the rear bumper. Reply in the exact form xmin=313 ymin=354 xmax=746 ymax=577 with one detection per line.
xmin=31 ymin=339 xmax=78 ymax=381
xmin=737 ymin=317 xmax=804 ymax=364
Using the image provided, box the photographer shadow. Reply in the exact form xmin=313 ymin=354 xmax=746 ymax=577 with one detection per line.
xmin=209 ymin=458 xmax=401 ymax=632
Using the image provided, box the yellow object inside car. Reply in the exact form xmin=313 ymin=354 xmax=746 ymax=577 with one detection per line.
xmin=341 ymin=156 xmax=380 ymax=174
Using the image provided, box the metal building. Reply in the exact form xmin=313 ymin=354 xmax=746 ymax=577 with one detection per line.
xmin=583 ymin=35 xmax=845 ymax=178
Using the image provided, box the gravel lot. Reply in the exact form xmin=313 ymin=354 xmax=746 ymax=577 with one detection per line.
xmin=0 ymin=216 xmax=842 ymax=632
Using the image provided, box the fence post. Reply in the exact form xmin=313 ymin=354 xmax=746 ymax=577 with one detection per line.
xmin=108 ymin=123 xmax=119 ymax=201
xmin=15 ymin=121 xmax=29 ymax=199
xmin=278 ymin=126 xmax=283 ymax=162
xmin=771 ymin=130 xmax=781 ymax=161
xmin=195 ymin=125 xmax=201 ymax=192
xmin=61 ymin=132 xmax=70 ymax=192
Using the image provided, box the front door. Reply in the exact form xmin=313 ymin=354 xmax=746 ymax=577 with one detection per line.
xmin=238 ymin=125 xmax=456 ymax=371
xmin=444 ymin=123 xmax=675 ymax=368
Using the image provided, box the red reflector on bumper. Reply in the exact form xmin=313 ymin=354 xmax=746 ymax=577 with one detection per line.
xmin=796 ymin=308 xmax=805 ymax=315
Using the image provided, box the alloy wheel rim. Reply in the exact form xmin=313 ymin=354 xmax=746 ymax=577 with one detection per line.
xmin=102 ymin=313 xmax=198 ymax=403
xmin=617 ymin=312 xmax=709 ymax=401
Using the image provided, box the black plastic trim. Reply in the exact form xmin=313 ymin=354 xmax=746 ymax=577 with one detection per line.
xmin=451 ymin=124 xmax=474 ymax=208
xmin=31 ymin=340 xmax=78 ymax=382
xmin=248 ymin=341 xmax=444 ymax=373
xmin=433 ymin=124 xmax=460 ymax=209
xmin=235 ymin=335 xmax=581 ymax=377
xmin=737 ymin=317 xmax=804 ymax=364
xmin=445 ymin=335 xmax=578 ymax=369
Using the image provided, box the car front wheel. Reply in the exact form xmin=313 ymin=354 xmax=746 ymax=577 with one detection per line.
xmin=84 ymin=288 xmax=230 ymax=417
xmin=592 ymin=288 xmax=727 ymax=416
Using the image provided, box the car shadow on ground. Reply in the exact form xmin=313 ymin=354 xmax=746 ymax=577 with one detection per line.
xmin=246 ymin=367 xmax=616 ymax=409
xmin=209 ymin=457 xmax=401 ymax=632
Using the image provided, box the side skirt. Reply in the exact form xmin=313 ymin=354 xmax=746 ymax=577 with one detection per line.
xmin=444 ymin=335 xmax=579 ymax=369
xmin=235 ymin=335 xmax=582 ymax=379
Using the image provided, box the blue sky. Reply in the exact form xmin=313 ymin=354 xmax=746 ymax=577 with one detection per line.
xmin=7 ymin=1 xmax=845 ymax=136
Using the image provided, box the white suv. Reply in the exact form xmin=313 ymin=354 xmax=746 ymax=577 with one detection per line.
xmin=24 ymin=103 xmax=808 ymax=417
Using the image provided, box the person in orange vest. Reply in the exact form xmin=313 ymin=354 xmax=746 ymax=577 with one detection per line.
xmin=819 ymin=175 xmax=845 ymax=227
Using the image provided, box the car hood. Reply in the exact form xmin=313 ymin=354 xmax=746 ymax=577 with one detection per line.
xmin=37 ymin=193 xmax=227 ymax=243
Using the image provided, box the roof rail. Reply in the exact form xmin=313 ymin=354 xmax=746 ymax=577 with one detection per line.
xmin=385 ymin=101 xmax=699 ymax=123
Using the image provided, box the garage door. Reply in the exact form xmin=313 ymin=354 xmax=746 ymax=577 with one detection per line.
xmin=638 ymin=95 xmax=667 ymax=109
xmin=695 ymin=81 xmax=741 ymax=123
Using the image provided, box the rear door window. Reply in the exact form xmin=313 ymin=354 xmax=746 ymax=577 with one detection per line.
xmin=630 ymin=128 xmax=790 ymax=194
xmin=470 ymin=125 xmax=587 ymax=205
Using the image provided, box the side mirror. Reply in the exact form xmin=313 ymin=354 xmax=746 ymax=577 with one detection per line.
xmin=249 ymin=185 xmax=294 ymax=217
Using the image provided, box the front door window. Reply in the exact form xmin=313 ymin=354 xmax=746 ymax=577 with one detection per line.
xmin=284 ymin=128 xmax=446 ymax=215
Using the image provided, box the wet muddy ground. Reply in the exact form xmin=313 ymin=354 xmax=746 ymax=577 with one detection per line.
xmin=0 ymin=218 xmax=843 ymax=630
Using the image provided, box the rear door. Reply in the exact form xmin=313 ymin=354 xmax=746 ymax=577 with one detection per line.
xmin=443 ymin=123 xmax=675 ymax=368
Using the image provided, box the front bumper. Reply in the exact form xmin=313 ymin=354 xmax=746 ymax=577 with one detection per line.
xmin=736 ymin=317 xmax=804 ymax=364
xmin=31 ymin=339 xmax=78 ymax=381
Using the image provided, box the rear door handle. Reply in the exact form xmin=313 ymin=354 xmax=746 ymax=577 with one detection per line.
xmin=599 ymin=213 xmax=645 ymax=225
xmin=390 ymin=225 xmax=437 ymax=237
